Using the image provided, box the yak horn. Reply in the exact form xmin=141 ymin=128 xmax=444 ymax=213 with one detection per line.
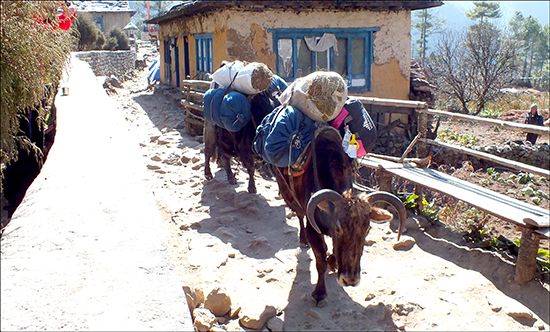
xmin=365 ymin=191 xmax=407 ymax=241
xmin=306 ymin=189 xmax=342 ymax=234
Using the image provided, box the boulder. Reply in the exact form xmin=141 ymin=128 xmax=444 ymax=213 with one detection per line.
xmin=204 ymin=287 xmax=232 ymax=317
xmin=193 ymin=308 xmax=216 ymax=332
xmin=239 ymin=305 xmax=277 ymax=330
xmin=392 ymin=235 xmax=416 ymax=251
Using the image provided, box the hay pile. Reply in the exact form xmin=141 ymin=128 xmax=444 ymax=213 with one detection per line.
xmin=305 ymin=73 xmax=346 ymax=120
xmin=250 ymin=63 xmax=273 ymax=93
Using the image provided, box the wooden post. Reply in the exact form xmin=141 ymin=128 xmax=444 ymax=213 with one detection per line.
xmin=415 ymin=110 xmax=429 ymax=214
xmin=379 ymin=168 xmax=392 ymax=193
xmin=514 ymin=227 xmax=541 ymax=284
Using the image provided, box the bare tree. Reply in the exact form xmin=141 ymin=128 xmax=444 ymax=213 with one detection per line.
xmin=425 ymin=24 xmax=516 ymax=115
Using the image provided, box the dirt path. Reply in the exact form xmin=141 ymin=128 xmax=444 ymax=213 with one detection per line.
xmin=108 ymin=54 xmax=549 ymax=331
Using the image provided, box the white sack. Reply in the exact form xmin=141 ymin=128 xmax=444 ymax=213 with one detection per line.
xmin=279 ymin=71 xmax=348 ymax=122
xmin=211 ymin=61 xmax=245 ymax=88
xmin=232 ymin=62 xmax=273 ymax=95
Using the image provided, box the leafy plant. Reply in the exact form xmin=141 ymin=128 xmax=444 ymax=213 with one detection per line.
xmin=103 ymin=36 xmax=118 ymax=51
xmin=421 ymin=197 xmax=440 ymax=221
xmin=74 ymin=11 xmax=104 ymax=50
xmin=108 ymin=27 xmax=129 ymax=50
xmin=437 ymin=128 xmax=479 ymax=146
xmin=403 ymin=193 xmax=419 ymax=209
xmin=1 ymin=1 xmax=76 ymax=190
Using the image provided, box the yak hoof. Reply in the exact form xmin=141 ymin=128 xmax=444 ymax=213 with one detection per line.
xmin=312 ymin=296 xmax=327 ymax=308
xmin=205 ymin=173 xmax=213 ymax=180
xmin=227 ymin=177 xmax=237 ymax=185
xmin=327 ymin=254 xmax=337 ymax=272
xmin=312 ymin=288 xmax=327 ymax=308
xmin=248 ymin=186 xmax=257 ymax=194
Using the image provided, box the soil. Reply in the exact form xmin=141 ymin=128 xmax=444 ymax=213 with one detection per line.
xmin=105 ymin=44 xmax=549 ymax=331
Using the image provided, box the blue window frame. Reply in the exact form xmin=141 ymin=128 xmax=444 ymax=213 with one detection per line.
xmin=93 ymin=17 xmax=104 ymax=32
xmin=195 ymin=34 xmax=213 ymax=78
xmin=269 ymin=28 xmax=379 ymax=93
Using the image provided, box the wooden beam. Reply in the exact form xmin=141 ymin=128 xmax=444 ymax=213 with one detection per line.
xmin=181 ymin=80 xmax=211 ymax=91
xmin=358 ymin=156 xmax=550 ymax=230
xmin=417 ymin=108 xmax=550 ymax=136
xmin=184 ymin=117 xmax=204 ymax=127
xmin=181 ymin=99 xmax=203 ymax=112
xmin=421 ymin=138 xmax=550 ymax=178
xmin=352 ymin=96 xmax=427 ymax=109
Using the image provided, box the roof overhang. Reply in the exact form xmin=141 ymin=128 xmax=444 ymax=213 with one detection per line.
xmin=146 ymin=0 xmax=443 ymax=25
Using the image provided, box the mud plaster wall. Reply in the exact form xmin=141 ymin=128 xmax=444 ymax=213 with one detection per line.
xmin=158 ymin=9 xmax=411 ymax=100
xmin=225 ymin=9 xmax=411 ymax=100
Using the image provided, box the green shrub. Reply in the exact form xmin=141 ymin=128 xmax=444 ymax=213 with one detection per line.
xmin=1 ymin=1 xmax=76 ymax=189
xmin=95 ymin=30 xmax=106 ymax=50
xmin=103 ymin=36 xmax=118 ymax=51
xmin=108 ymin=27 xmax=129 ymax=50
xmin=74 ymin=11 xmax=100 ymax=51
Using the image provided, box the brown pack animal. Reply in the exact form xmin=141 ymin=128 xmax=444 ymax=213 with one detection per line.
xmin=270 ymin=126 xmax=406 ymax=307
xmin=204 ymin=91 xmax=279 ymax=193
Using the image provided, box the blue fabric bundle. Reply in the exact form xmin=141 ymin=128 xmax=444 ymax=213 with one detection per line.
xmin=253 ymin=105 xmax=318 ymax=167
xmin=203 ymin=88 xmax=226 ymax=128
xmin=203 ymin=89 xmax=252 ymax=132
xmin=220 ymin=91 xmax=252 ymax=132
xmin=266 ymin=75 xmax=288 ymax=98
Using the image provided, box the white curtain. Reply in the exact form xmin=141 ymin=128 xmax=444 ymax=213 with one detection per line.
xmin=304 ymin=33 xmax=339 ymax=55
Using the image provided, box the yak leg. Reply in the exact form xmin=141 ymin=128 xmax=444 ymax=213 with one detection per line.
xmin=307 ymin=226 xmax=328 ymax=307
xmin=297 ymin=214 xmax=309 ymax=248
xmin=246 ymin=166 xmax=256 ymax=194
xmin=220 ymin=155 xmax=237 ymax=185
xmin=203 ymin=122 xmax=216 ymax=180
xmin=242 ymin=152 xmax=257 ymax=194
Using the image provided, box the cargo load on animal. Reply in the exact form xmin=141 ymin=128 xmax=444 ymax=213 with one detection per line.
xmin=329 ymin=98 xmax=377 ymax=158
xmin=203 ymin=88 xmax=252 ymax=132
xmin=278 ymin=71 xmax=348 ymax=122
xmin=203 ymin=61 xmax=285 ymax=193
xmin=254 ymin=71 xmax=376 ymax=170
xmin=211 ymin=60 xmax=273 ymax=95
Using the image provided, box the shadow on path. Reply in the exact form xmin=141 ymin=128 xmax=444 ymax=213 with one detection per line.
xmin=195 ymin=169 xmax=299 ymax=259
xmin=409 ymin=219 xmax=549 ymax=325
xmin=283 ymin=249 xmax=399 ymax=331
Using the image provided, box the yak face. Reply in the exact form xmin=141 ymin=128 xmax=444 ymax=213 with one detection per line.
xmin=315 ymin=190 xmax=394 ymax=287
xmin=331 ymin=190 xmax=373 ymax=287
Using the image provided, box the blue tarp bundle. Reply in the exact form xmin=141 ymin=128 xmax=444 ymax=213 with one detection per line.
xmin=147 ymin=58 xmax=160 ymax=83
xmin=253 ymin=105 xmax=319 ymax=167
xmin=203 ymin=88 xmax=251 ymax=132
xmin=267 ymin=75 xmax=288 ymax=98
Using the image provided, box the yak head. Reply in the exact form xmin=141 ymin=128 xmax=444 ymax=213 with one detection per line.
xmin=307 ymin=188 xmax=406 ymax=287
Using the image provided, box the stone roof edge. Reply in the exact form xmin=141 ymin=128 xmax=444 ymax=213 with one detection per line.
xmin=146 ymin=0 xmax=443 ymax=25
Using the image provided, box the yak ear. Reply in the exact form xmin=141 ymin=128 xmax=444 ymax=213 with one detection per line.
xmin=369 ymin=207 xmax=393 ymax=222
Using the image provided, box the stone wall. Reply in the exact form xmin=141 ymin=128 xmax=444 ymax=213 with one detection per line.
xmin=434 ymin=141 xmax=550 ymax=171
xmin=372 ymin=132 xmax=550 ymax=171
xmin=75 ymin=50 xmax=136 ymax=79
